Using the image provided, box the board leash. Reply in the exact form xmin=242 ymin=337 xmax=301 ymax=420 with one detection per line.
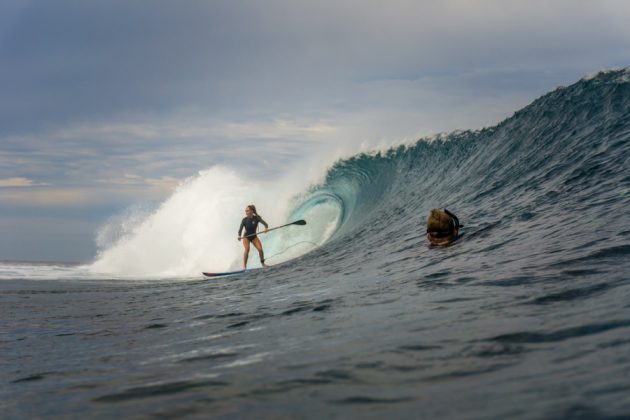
xmin=265 ymin=241 xmax=319 ymax=261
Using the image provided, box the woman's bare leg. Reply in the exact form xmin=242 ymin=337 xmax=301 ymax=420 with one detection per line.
xmin=251 ymin=237 xmax=267 ymax=267
xmin=242 ymin=239 xmax=250 ymax=269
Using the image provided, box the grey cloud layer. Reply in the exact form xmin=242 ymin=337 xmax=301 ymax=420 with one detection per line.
xmin=2 ymin=1 xmax=629 ymax=135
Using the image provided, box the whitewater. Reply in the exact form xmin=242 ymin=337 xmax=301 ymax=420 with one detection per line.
xmin=2 ymin=69 xmax=630 ymax=418
xmin=89 ymin=165 xmax=342 ymax=277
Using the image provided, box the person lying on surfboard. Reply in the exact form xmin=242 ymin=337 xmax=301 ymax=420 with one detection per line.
xmin=426 ymin=208 xmax=461 ymax=246
xmin=238 ymin=204 xmax=269 ymax=269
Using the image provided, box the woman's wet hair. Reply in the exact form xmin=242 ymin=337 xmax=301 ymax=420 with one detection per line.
xmin=247 ymin=204 xmax=258 ymax=215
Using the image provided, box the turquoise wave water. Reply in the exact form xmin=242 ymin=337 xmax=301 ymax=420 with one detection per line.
xmin=293 ymin=69 xmax=629 ymax=261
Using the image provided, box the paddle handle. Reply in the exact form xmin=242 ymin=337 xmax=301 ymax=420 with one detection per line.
xmin=240 ymin=220 xmax=306 ymax=239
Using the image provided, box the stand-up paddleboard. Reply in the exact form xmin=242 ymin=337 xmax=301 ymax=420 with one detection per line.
xmin=202 ymin=268 xmax=261 ymax=278
xmin=203 ymin=219 xmax=306 ymax=278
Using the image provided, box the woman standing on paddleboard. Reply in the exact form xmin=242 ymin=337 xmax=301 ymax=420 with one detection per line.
xmin=238 ymin=205 xmax=269 ymax=269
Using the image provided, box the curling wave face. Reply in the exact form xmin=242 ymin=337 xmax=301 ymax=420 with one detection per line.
xmin=89 ymin=69 xmax=630 ymax=279
xmin=292 ymin=69 xmax=630 ymax=276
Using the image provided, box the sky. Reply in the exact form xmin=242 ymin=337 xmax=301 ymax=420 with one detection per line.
xmin=1 ymin=0 xmax=629 ymax=262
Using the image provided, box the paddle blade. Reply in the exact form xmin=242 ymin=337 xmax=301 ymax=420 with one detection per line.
xmin=292 ymin=220 xmax=307 ymax=225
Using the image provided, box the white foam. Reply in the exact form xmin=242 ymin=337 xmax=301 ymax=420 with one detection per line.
xmin=88 ymin=165 xmax=342 ymax=278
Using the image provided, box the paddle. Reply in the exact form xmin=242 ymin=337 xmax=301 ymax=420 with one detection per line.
xmin=241 ymin=220 xmax=306 ymax=239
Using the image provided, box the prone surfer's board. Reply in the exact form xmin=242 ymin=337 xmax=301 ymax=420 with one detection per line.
xmin=202 ymin=268 xmax=261 ymax=278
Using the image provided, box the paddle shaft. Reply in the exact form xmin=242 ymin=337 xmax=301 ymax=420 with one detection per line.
xmin=241 ymin=220 xmax=306 ymax=239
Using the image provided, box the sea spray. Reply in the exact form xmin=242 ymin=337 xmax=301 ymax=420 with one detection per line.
xmin=89 ymin=166 xmax=343 ymax=277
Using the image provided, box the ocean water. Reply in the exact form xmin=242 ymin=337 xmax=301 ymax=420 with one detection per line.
xmin=2 ymin=69 xmax=630 ymax=419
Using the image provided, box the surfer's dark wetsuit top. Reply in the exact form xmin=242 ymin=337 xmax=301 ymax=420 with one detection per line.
xmin=238 ymin=215 xmax=268 ymax=241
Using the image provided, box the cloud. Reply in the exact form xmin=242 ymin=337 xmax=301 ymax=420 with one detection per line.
xmin=49 ymin=117 xmax=336 ymax=142
xmin=0 ymin=184 xmax=177 ymax=208
xmin=0 ymin=173 xmax=180 ymax=209
xmin=2 ymin=2 xmax=628 ymax=151
xmin=1 ymin=1 xmax=629 ymax=137
xmin=0 ymin=188 xmax=99 ymax=206
xmin=0 ymin=114 xmax=333 ymax=195
xmin=95 ymin=174 xmax=181 ymax=194
xmin=0 ymin=177 xmax=47 ymax=187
